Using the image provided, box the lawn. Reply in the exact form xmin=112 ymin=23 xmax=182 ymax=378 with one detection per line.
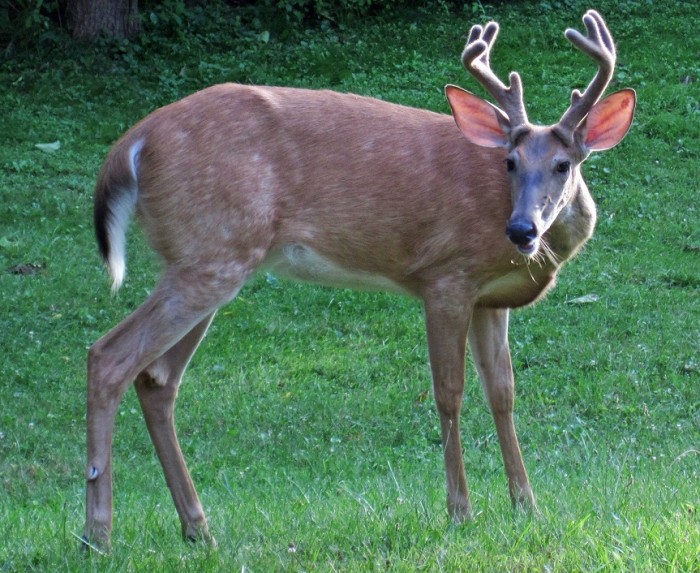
xmin=0 ymin=0 xmax=698 ymax=571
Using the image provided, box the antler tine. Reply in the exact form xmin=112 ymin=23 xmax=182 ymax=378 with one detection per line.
xmin=461 ymin=21 xmax=529 ymax=130
xmin=557 ymin=10 xmax=617 ymax=137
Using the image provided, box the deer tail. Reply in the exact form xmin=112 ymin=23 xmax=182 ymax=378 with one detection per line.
xmin=94 ymin=137 xmax=145 ymax=293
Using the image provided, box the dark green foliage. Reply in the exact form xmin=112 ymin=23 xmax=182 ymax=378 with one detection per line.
xmin=1 ymin=0 xmax=66 ymax=48
xmin=0 ymin=0 xmax=435 ymax=50
xmin=239 ymin=0 xmax=407 ymax=29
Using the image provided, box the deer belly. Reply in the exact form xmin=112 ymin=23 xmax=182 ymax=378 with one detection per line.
xmin=263 ymin=243 xmax=407 ymax=294
xmin=477 ymin=267 xmax=556 ymax=308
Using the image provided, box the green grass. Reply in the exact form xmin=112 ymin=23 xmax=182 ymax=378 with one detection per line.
xmin=1 ymin=0 xmax=698 ymax=570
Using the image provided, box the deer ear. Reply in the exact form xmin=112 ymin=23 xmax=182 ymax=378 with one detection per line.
xmin=445 ymin=85 xmax=510 ymax=148
xmin=581 ymin=89 xmax=636 ymax=151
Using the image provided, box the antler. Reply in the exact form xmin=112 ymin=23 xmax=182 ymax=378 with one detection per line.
xmin=461 ymin=21 xmax=529 ymax=131
xmin=556 ymin=10 xmax=616 ymax=138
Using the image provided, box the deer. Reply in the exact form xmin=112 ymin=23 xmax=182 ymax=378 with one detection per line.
xmin=82 ymin=10 xmax=635 ymax=549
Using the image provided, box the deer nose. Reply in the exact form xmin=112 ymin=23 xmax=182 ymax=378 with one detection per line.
xmin=506 ymin=220 xmax=538 ymax=248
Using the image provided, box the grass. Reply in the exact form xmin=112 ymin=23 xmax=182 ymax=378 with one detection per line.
xmin=1 ymin=0 xmax=698 ymax=570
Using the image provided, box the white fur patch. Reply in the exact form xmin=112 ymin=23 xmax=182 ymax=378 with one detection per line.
xmin=107 ymin=139 xmax=144 ymax=292
xmin=263 ymin=243 xmax=406 ymax=293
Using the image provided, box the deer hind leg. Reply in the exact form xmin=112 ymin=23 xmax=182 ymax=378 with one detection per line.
xmin=134 ymin=312 xmax=216 ymax=544
xmin=84 ymin=264 xmax=251 ymax=549
xmin=468 ymin=307 xmax=536 ymax=510
xmin=423 ymin=288 xmax=472 ymax=522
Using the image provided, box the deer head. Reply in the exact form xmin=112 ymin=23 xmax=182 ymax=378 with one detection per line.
xmin=446 ymin=10 xmax=636 ymax=257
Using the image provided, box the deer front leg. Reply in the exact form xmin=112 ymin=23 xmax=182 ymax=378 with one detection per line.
xmin=134 ymin=313 xmax=216 ymax=545
xmin=423 ymin=288 xmax=472 ymax=522
xmin=468 ymin=307 xmax=535 ymax=510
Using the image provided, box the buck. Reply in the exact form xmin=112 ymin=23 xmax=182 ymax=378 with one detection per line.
xmin=83 ymin=10 xmax=635 ymax=548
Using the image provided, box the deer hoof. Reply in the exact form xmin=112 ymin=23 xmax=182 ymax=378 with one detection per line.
xmin=79 ymin=533 xmax=111 ymax=554
xmin=183 ymin=524 xmax=217 ymax=547
xmin=512 ymin=485 xmax=537 ymax=514
xmin=448 ymin=495 xmax=473 ymax=523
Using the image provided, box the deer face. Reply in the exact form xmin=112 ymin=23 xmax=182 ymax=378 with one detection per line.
xmin=445 ymin=86 xmax=635 ymax=258
xmin=503 ymin=126 xmax=587 ymax=255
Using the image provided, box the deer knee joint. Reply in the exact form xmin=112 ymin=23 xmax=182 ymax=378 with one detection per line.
xmin=486 ymin=382 xmax=514 ymax=414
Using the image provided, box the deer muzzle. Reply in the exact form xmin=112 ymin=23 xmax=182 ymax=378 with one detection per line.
xmin=506 ymin=218 xmax=539 ymax=255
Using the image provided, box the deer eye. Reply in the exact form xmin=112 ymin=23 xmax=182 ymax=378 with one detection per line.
xmin=505 ymin=158 xmax=516 ymax=172
xmin=556 ymin=160 xmax=571 ymax=174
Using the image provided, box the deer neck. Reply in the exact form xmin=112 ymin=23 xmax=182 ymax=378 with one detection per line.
xmin=544 ymin=173 xmax=597 ymax=266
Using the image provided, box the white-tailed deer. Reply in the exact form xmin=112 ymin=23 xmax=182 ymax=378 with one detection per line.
xmin=83 ymin=10 xmax=635 ymax=548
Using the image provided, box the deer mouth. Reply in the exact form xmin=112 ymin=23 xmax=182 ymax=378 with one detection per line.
xmin=515 ymin=240 xmax=538 ymax=256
